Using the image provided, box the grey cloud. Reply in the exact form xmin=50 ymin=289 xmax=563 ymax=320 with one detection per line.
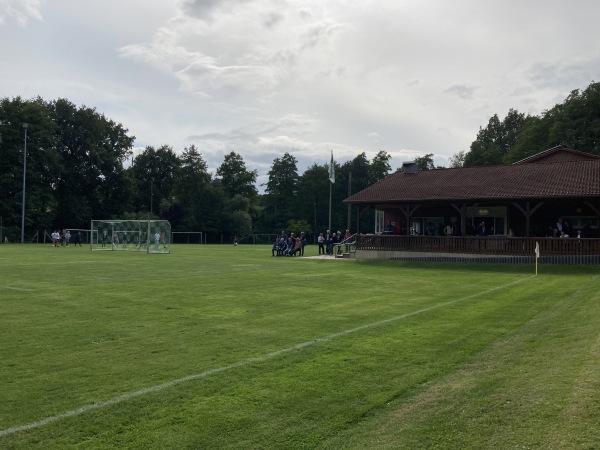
xmin=527 ymin=57 xmax=600 ymax=92
xmin=177 ymin=60 xmax=280 ymax=92
xmin=0 ymin=0 xmax=45 ymax=26
xmin=300 ymin=20 xmax=344 ymax=50
xmin=444 ymin=84 xmax=478 ymax=100
xmin=263 ymin=11 xmax=284 ymax=28
xmin=367 ymin=132 xmax=383 ymax=142
xmin=179 ymin=0 xmax=259 ymax=21
xmin=190 ymin=114 xmax=318 ymax=143
xmin=179 ymin=0 xmax=227 ymax=19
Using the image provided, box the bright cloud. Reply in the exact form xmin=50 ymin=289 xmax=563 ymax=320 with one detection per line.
xmin=2 ymin=0 xmax=600 ymax=181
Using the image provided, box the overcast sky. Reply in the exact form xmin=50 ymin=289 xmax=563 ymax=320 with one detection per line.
xmin=2 ymin=0 xmax=600 ymax=187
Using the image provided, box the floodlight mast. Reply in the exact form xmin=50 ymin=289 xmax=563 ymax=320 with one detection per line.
xmin=21 ymin=123 xmax=28 ymax=244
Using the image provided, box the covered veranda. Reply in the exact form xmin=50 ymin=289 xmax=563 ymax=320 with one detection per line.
xmin=344 ymin=147 xmax=600 ymax=264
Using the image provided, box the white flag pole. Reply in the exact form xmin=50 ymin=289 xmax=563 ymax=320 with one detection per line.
xmin=328 ymin=152 xmax=334 ymax=232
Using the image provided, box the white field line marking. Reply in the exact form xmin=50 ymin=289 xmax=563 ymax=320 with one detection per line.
xmin=0 ymin=276 xmax=532 ymax=438
xmin=1 ymin=286 xmax=33 ymax=291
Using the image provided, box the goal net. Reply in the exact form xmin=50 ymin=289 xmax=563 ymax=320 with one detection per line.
xmin=240 ymin=234 xmax=279 ymax=245
xmin=90 ymin=220 xmax=171 ymax=254
xmin=65 ymin=229 xmax=91 ymax=245
xmin=171 ymin=231 xmax=204 ymax=244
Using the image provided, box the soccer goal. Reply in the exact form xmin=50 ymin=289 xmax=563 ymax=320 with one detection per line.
xmin=241 ymin=234 xmax=279 ymax=245
xmin=171 ymin=231 xmax=204 ymax=244
xmin=65 ymin=229 xmax=91 ymax=245
xmin=90 ymin=220 xmax=171 ymax=254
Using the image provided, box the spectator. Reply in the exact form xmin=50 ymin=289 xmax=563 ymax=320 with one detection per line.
xmin=317 ymin=232 xmax=325 ymax=255
xmin=334 ymin=231 xmax=342 ymax=254
xmin=477 ymin=221 xmax=488 ymax=236
xmin=272 ymin=238 xmax=284 ymax=256
xmin=551 ymin=218 xmax=570 ymax=237
xmin=384 ymin=221 xmax=394 ymax=234
xmin=325 ymin=230 xmax=333 ymax=255
xmin=343 ymin=229 xmax=352 ymax=252
xmin=283 ymin=235 xmax=296 ymax=256
xmin=294 ymin=236 xmax=302 ymax=256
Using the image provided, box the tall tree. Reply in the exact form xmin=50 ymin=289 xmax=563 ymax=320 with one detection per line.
xmin=51 ymin=98 xmax=135 ymax=226
xmin=174 ymin=145 xmax=212 ymax=230
xmin=130 ymin=145 xmax=180 ymax=216
xmin=201 ymin=180 xmax=228 ymax=235
xmin=264 ymin=152 xmax=299 ymax=225
xmin=215 ymin=152 xmax=258 ymax=200
xmin=369 ymin=150 xmax=392 ymax=183
xmin=550 ymin=82 xmax=600 ymax=154
xmin=464 ymin=109 xmax=530 ymax=167
xmin=0 ymin=96 xmax=60 ymax=235
xmin=414 ymin=153 xmax=436 ymax=171
xmin=225 ymin=194 xmax=253 ymax=239
xmin=331 ymin=153 xmax=369 ymax=232
xmin=503 ymin=82 xmax=600 ymax=162
xmin=296 ymin=163 xmax=330 ymax=235
xmin=448 ymin=150 xmax=466 ymax=168
xmin=503 ymin=115 xmax=552 ymax=162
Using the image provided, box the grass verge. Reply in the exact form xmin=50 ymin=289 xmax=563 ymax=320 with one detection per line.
xmin=0 ymin=244 xmax=598 ymax=448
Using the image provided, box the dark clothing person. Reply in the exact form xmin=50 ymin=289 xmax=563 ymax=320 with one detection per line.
xmin=477 ymin=221 xmax=488 ymax=236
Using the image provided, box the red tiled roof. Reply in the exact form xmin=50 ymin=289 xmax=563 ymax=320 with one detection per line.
xmin=344 ymin=160 xmax=600 ymax=204
xmin=514 ymin=145 xmax=600 ymax=164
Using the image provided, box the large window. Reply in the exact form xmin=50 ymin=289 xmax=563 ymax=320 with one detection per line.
xmin=374 ymin=210 xmax=385 ymax=234
xmin=410 ymin=217 xmax=445 ymax=236
xmin=468 ymin=206 xmax=507 ymax=235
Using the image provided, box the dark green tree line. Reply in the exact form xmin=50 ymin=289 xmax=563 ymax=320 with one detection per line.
xmin=0 ymin=93 xmax=397 ymax=242
xmin=464 ymin=81 xmax=600 ymax=166
xmin=19 ymin=84 xmax=600 ymax=242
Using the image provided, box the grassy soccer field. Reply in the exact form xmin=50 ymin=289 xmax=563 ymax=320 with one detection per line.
xmin=1 ymin=244 xmax=599 ymax=449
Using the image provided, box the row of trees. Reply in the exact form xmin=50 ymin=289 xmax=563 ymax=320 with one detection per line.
xmin=460 ymin=81 xmax=600 ymax=167
xmin=0 ymin=97 xmax=391 ymax=242
xmin=2 ymin=81 xmax=598 ymax=242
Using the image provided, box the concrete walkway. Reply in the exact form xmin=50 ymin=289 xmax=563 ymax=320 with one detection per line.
xmin=301 ymin=254 xmax=352 ymax=260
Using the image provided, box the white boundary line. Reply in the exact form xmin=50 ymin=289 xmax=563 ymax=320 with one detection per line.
xmin=0 ymin=276 xmax=532 ymax=438
xmin=1 ymin=286 xmax=33 ymax=291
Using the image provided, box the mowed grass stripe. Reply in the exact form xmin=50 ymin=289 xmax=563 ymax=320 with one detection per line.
xmin=1 ymin=244 xmax=598 ymax=448
xmin=325 ymin=274 xmax=600 ymax=449
xmin=0 ymin=276 xmax=532 ymax=438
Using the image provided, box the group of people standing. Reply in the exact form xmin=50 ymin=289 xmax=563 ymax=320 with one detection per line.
xmin=549 ymin=217 xmax=591 ymax=238
xmin=271 ymin=229 xmax=353 ymax=257
xmin=317 ymin=229 xmax=352 ymax=255
xmin=50 ymin=229 xmax=82 ymax=247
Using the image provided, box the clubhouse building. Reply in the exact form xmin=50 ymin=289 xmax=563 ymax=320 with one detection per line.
xmin=343 ymin=146 xmax=600 ymax=264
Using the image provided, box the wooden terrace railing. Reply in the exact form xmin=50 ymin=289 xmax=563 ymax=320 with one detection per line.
xmin=356 ymin=234 xmax=600 ymax=257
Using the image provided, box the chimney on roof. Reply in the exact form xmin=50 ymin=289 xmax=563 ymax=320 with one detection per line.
xmin=403 ymin=161 xmax=419 ymax=174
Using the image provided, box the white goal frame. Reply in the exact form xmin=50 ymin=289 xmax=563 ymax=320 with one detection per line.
xmin=65 ymin=228 xmax=91 ymax=245
xmin=90 ymin=220 xmax=171 ymax=254
xmin=171 ymin=231 xmax=205 ymax=244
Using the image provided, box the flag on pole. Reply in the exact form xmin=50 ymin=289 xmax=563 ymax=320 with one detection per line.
xmin=329 ymin=151 xmax=335 ymax=184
